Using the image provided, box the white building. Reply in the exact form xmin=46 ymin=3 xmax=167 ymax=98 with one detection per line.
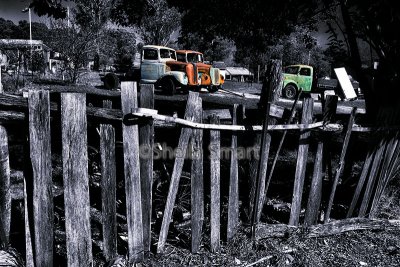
xmin=225 ymin=67 xmax=253 ymax=82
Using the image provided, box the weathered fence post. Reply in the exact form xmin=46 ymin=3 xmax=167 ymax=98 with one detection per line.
xmin=209 ymin=114 xmax=221 ymax=252
xmin=251 ymin=59 xmax=282 ymax=239
xmin=324 ymin=107 xmax=357 ymax=222
xmin=28 ymin=90 xmax=53 ymax=266
xmin=61 ymin=93 xmax=92 ymax=266
xmin=303 ymin=96 xmax=336 ymax=226
xmin=139 ymin=84 xmax=155 ymax=255
xmin=304 ymin=142 xmax=324 ymax=226
xmin=227 ymin=104 xmax=239 ymax=241
xmin=121 ymin=81 xmax=144 ymax=263
xmin=191 ymin=97 xmax=203 ymax=253
xmin=322 ymin=95 xmax=338 ymax=183
xmin=100 ymin=100 xmax=117 ymax=261
xmin=289 ymin=97 xmax=313 ymax=226
xmin=0 ymin=125 xmax=10 ymax=249
xmin=157 ymin=92 xmax=199 ymax=253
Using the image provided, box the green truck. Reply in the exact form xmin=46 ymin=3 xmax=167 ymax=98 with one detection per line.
xmin=282 ymin=64 xmax=360 ymax=99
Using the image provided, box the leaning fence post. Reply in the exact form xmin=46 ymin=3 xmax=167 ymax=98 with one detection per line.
xmin=61 ymin=93 xmax=92 ymax=266
xmin=209 ymin=114 xmax=221 ymax=252
xmin=289 ymin=97 xmax=313 ymax=226
xmin=227 ymin=104 xmax=239 ymax=241
xmin=324 ymin=107 xmax=357 ymax=222
xmin=139 ymin=84 xmax=155 ymax=255
xmin=157 ymin=92 xmax=199 ymax=253
xmin=28 ymin=90 xmax=54 ymax=266
xmin=191 ymin=97 xmax=203 ymax=253
xmin=0 ymin=125 xmax=10 ymax=249
xmin=100 ymin=101 xmax=117 ymax=261
xmin=251 ymin=59 xmax=282 ymax=240
xmin=121 ymin=81 xmax=144 ymax=263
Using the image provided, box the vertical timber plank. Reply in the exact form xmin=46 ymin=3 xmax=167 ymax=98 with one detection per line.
xmin=100 ymin=123 xmax=117 ymax=261
xmin=121 ymin=82 xmax=144 ymax=263
xmin=324 ymin=107 xmax=356 ymax=222
xmin=209 ymin=115 xmax=221 ymax=252
xmin=251 ymin=60 xmax=282 ymax=239
xmin=0 ymin=125 xmax=10 ymax=248
xmin=289 ymin=97 xmax=314 ymax=226
xmin=61 ymin=93 xmax=93 ymax=266
xmin=28 ymin=90 xmax=54 ymax=266
xmin=304 ymin=141 xmax=324 ymax=226
xmin=191 ymin=97 xmax=203 ymax=253
xmin=157 ymin=92 xmax=199 ymax=253
xmin=227 ymin=104 xmax=239 ymax=241
xmin=139 ymin=84 xmax=155 ymax=255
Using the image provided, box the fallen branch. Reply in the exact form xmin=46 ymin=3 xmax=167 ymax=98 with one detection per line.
xmin=245 ymin=249 xmax=296 ymax=267
xmin=256 ymin=218 xmax=400 ymax=239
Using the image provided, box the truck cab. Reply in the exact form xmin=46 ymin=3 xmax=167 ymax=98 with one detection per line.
xmin=282 ymin=64 xmax=314 ymax=99
xmin=176 ymin=50 xmax=225 ymax=92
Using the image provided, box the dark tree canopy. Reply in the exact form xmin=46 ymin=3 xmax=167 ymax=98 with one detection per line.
xmin=29 ymin=0 xmax=69 ymax=19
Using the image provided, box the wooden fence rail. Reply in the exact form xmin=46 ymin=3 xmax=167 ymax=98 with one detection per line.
xmin=0 ymin=66 xmax=398 ymax=265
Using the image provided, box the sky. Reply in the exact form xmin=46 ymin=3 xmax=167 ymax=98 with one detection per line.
xmin=0 ymin=0 xmax=44 ymax=23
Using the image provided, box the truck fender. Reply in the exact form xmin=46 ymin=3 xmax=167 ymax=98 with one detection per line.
xmin=157 ymin=72 xmax=188 ymax=86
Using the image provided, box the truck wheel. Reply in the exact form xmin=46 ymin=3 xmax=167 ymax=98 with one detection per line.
xmin=207 ymin=85 xmax=219 ymax=93
xmin=163 ymin=78 xmax=176 ymax=96
xmin=103 ymin=73 xmax=119 ymax=90
xmin=283 ymin=84 xmax=297 ymax=99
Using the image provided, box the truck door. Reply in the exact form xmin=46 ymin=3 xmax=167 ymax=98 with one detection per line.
xmin=298 ymin=67 xmax=313 ymax=92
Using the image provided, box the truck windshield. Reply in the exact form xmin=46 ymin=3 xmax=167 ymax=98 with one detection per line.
xmin=284 ymin=66 xmax=299 ymax=74
xmin=187 ymin=53 xmax=203 ymax=63
xmin=143 ymin=49 xmax=158 ymax=60
xmin=160 ymin=49 xmax=177 ymax=60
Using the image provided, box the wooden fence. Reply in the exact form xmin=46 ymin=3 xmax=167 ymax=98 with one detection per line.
xmin=0 ymin=61 xmax=399 ymax=266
